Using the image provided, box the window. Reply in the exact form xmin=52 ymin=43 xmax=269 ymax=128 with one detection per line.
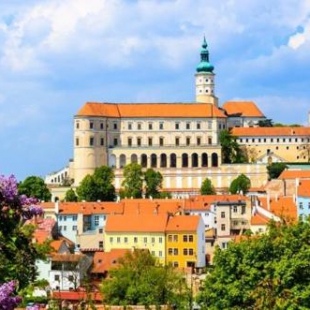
xmin=54 ymin=275 xmax=60 ymax=281
xmin=100 ymin=122 xmax=104 ymax=130
xmin=110 ymin=237 xmax=113 ymax=243
xmin=72 ymin=215 xmax=77 ymax=221
xmin=99 ymin=228 xmax=103 ymax=233
xmin=113 ymin=123 xmax=117 ymax=130
xmin=241 ymin=205 xmax=246 ymax=214
xmin=151 ymin=237 xmax=155 ymax=243
xmin=168 ymin=248 xmax=173 ymax=255
xmin=148 ymin=138 xmax=153 ymax=146
xmin=188 ymin=235 xmax=193 ymax=242
xmin=183 ymin=235 xmax=188 ymax=242
xmin=114 ymin=138 xmax=118 ymax=146
xmin=175 ymin=122 xmax=180 ymax=130
xmin=208 ymin=137 xmax=212 ymax=145
xmin=134 ymin=237 xmax=138 ymax=243
xmin=137 ymin=138 xmax=142 ymax=146
xmin=159 ymin=237 xmax=162 ymax=243
xmin=72 ymin=225 xmax=77 ymax=231
xmin=183 ymin=248 xmax=188 ymax=255
xmin=128 ymin=123 xmax=132 ymax=130
xmin=173 ymin=248 xmax=178 ymax=255
xmin=197 ymin=137 xmax=201 ymax=145
xmin=76 ymin=122 xmax=80 ymax=129
xmin=189 ymin=249 xmax=194 ymax=256
xmin=117 ymin=237 xmax=120 ymax=243
xmin=128 ymin=138 xmax=132 ymax=146
xmin=208 ymin=121 xmax=212 ymax=129
xmin=68 ymin=275 xmax=74 ymax=282
xmin=124 ymin=237 xmax=128 ymax=243
xmin=99 ymin=241 xmax=103 ymax=248
xmin=148 ymin=123 xmax=153 ymax=130
xmin=63 ymin=216 xmax=67 ymax=221
xmin=144 ymin=237 xmax=147 ymax=243
xmin=137 ymin=123 xmax=142 ymax=130
xmin=308 ymin=202 xmax=310 ymax=209
xmin=186 ymin=137 xmax=191 ymax=146
xmin=299 ymin=202 xmax=303 ymax=210
xmin=197 ymin=122 xmax=201 ymax=129
xmin=173 ymin=262 xmax=179 ymax=267
xmin=159 ymin=137 xmax=164 ymax=146
xmin=221 ymin=224 xmax=226 ymax=231
xmin=90 ymin=137 xmax=94 ymax=146
xmin=76 ymin=138 xmax=79 ymax=146
xmin=94 ymin=215 xmax=99 ymax=226
xmin=173 ymin=235 xmax=178 ymax=242
xmin=221 ymin=211 xmax=225 ymax=218
xmin=159 ymin=251 xmax=163 ymax=257
xmin=100 ymin=138 xmax=104 ymax=146
xmin=233 ymin=206 xmax=237 ymax=213
xmin=186 ymin=122 xmax=190 ymax=130
xmin=90 ymin=122 xmax=94 ymax=129
xmin=159 ymin=122 xmax=164 ymax=130
xmin=175 ymin=137 xmax=180 ymax=146
xmin=63 ymin=226 xmax=67 ymax=231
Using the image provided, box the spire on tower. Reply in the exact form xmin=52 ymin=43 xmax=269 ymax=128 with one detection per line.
xmin=196 ymin=36 xmax=214 ymax=73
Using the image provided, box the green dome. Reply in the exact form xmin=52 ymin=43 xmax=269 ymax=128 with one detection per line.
xmin=196 ymin=36 xmax=214 ymax=73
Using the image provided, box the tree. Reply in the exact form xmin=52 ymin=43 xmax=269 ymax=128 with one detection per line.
xmin=18 ymin=176 xmax=51 ymax=202
xmin=267 ymin=162 xmax=288 ymax=180
xmin=197 ymin=219 xmax=310 ymax=309
xmin=144 ymin=168 xmax=163 ymax=198
xmin=257 ymin=119 xmax=273 ymax=127
xmin=64 ymin=188 xmax=78 ymax=202
xmin=0 ymin=175 xmax=49 ymax=291
xmin=100 ymin=250 xmax=188 ymax=308
xmin=219 ymin=130 xmax=247 ymax=164
xmin=76 ymin=166 xmax=115 ymax=202
xmin=229 ymin=174 xmax=251 ymax=194
xmin=121 ymin=163 xmax=143 ymax=198
xmin=200 ymin=178 xmax=216 ymax=195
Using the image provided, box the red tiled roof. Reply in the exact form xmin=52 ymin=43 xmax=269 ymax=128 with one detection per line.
xmin=278 ymin=170 xmax=310 ymax=180
xmin=222 ymin=101 xmax=264 ymax=117
xmin=166 ymin=215 xmax=200 ymax=232
xmin=251 ymin=213 xmax=270 ymax=225
xmin=57 ymin=202 xmax=123 ymax=215
xmin=232 ymin=126 xmax=310 ymax=137
xmin=76 ymin=102 xmax=226 ymax=118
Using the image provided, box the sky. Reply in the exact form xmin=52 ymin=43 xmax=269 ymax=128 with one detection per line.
xmin=0 ymin=0 xmax=310 ymax=181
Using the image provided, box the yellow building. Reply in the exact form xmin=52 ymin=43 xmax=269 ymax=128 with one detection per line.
xmin=166 ymin=215 xmax=205 ymax=269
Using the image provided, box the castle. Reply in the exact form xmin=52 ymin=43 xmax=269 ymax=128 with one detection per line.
xmin=45 ymin=37 xmax=310 ymax=196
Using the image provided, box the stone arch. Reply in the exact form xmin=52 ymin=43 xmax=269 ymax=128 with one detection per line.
xmin=131 ymin=154 xmax=138 ymax=163
xmin=151 ymin=154 xmax=157 ymax=168
xmin=182 ymin=153 xmax=188 ymax=168
xmin=192 ymin=153 xmax=198 ymax=168
xmin=141 ymin=154 xmax=147 ymax=168
xmin=160 ymin=154 xmax=167 ymax=167
xmin=120 ymin=154 xmax=126 ymax=168
xmin=202 ymin=153 xmax=208 ymax=167
xmin=211 ymin=153 xmax=218 ymax=167
xmin=170 ymin=153 xmax=177 ymax=168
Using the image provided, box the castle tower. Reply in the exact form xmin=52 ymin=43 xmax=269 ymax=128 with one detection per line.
xmin=195 ymin=37 xmax=218 ymax=106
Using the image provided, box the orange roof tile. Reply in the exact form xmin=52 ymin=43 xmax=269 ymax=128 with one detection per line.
xmin=232 ymin=126 xmax=310 ymax=137
xmin=258 ymin=196 xmax=297 ymax=221
xmin=105 ymin=214 xmax=169 ymax=233
xmin=76 ymin=102 xmax=226 ymax=118
xmin=58 ymin=202 xmax=123 ymax=215
xmin=50 ymin=240 xmax=65 ymax=252
xmin=222 ymin=101 xmax=265 ymax=117
xmin=91 ymin=249 xmax=128 ymax=274
xmin=251 ymin=213 xmax=270 ymax=225
xmin=166 ymin=215 xmax=200 ymax=232
xmin=298 ymin=179 xmax=310 ymax=197
xmin=278 ymin=170 xmax=310 ymax=180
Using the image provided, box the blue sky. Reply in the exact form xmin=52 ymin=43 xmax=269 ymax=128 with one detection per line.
xmin=0 ymin=0 xmax=310 ymax=181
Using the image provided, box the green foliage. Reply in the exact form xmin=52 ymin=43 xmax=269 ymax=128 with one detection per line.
xmin=101 ymin=250 xmax=188 ymax=308
xmin=219 ymin=130 xmax=247 ymax=164
xmin=144 ymin=168 xmax=163 ymax=198
xmin=200 ymin=178 xmax=216 ymax=195
xmin=197 ymin=220 xmax=310 ymax=309
xmin=229 ymin=174 xmax=251 ymax=194
xmin=76 ymin=166 xmax=115 ymax=201
xmin=257 ymin=119 xmax=273 ymax=127
xmin=64 ymin=188 xmax=78 ymax=202
xmin=122 ymin=163 xmax=143 ymax=198
xmin=267 ymin=163 xmax=288 ymax=180
xmin=18 ymin=176 xmax=51 ymax=202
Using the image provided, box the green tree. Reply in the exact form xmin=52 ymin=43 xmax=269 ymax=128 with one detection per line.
xmin=18 ymin=176 xmax=51 ymax=202
xmin=200 ymin=178 xmax=216 ymax=195
xmin=197 ymin=219 xmax=310 ymax=309
xmin=219 ymin=130 xmax=247 ymax=164
xmin=229 ymin=173 xmax=251 ymax=194
xmin=257 ymin=119 xmax=274 ymax=127
xmin=76 ymin=166 xmax=115 ymax=201
xmin=267 ymin=162 xmax=288 ymax=180
xmin=64 ymin=188 xmax=78 ymax=202
xmin=101 ymin=250 xmax=188 ymax=308
xmin=121 ymin=163 xmax=143 ymax=198
xmin=144 ymin=168 xmax=163 ymax=198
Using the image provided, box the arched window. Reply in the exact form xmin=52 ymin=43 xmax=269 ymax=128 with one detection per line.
xmin=211 ymin=153 xmax=218 ymax=167
xmin=120 ymin=154 xmax=126 ymax=168
xmin=182 ymin=154 xmax=188 ymax=168
xmin=170 ymin=154 xmax=177 ymax=168
xmin=131 ymin=154 xmax=138 ymax=163
xmin=160 ymin=154 xmax=167 ymax=167
xmin=141 ymin=154 xmax=147 ymax=168
xmin=192 ymin=153 xmax=198 ymax=168
xmin=202 ymin=153 xmax=208 ymax=167
xmin=151 ymin=154 xmax=157 ymax=168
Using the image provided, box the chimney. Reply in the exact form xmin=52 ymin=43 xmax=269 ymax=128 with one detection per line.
xmin=55 ymin=200 xmax=59 ymax=214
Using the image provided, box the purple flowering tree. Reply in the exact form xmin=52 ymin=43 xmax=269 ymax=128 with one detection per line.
xmin=0 ymin=174 xmax=47 ymax=309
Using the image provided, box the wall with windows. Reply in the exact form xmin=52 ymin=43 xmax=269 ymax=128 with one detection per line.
xmin=297 ymin=196 xmax=310 ymax=219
